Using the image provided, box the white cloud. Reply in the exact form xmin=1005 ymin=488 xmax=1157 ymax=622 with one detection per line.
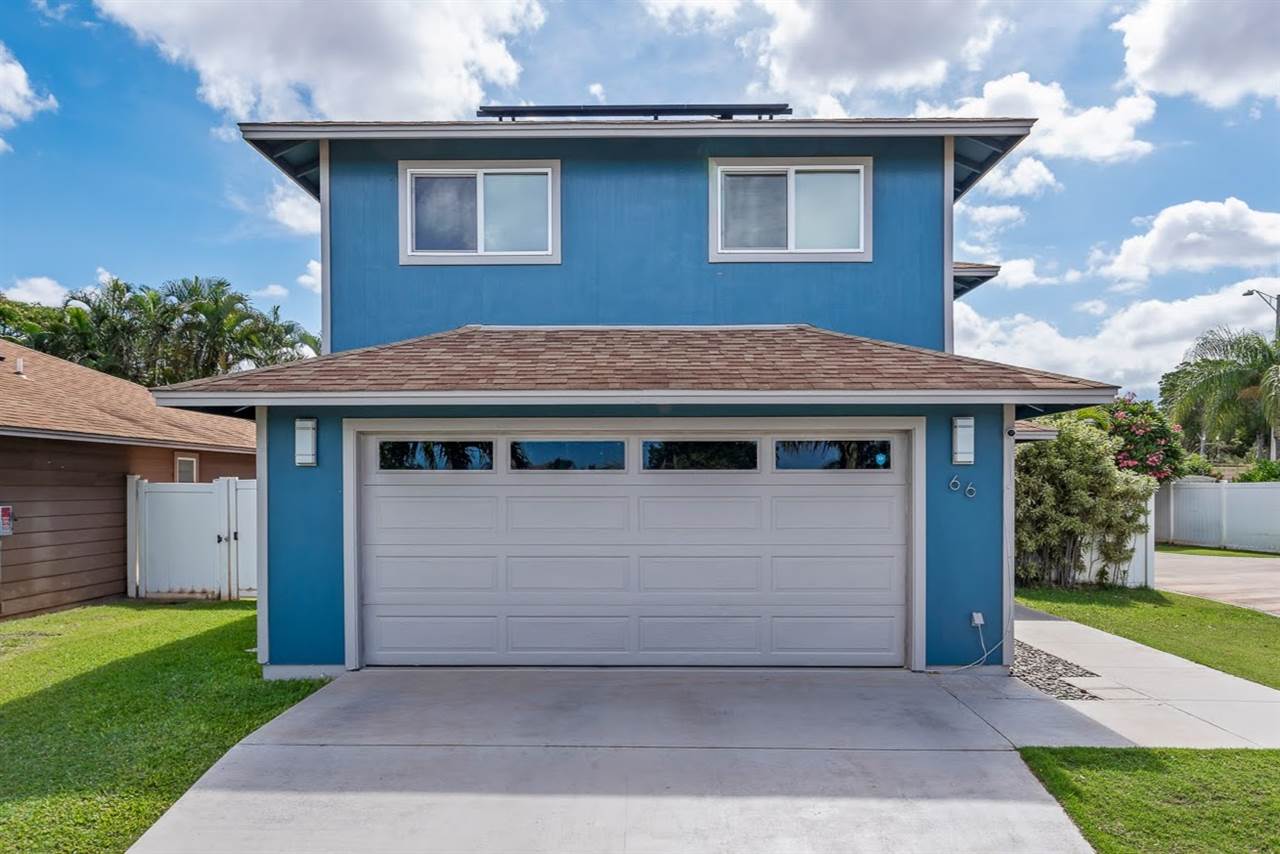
xmin=3 ymin=275 xmax=67 ymax=305
xmin=587 ymin=82 xmax=606 ymax=103
xmin=981 ymin=156 xmax=1061 ymax=198
xmin=95 ymin=266 xmax=115 ymax=285
xmin=1099 ymin=198 xmax=1280 ymax=282
xmin=94 ymin=0 xmax=545 ymax=121
xmin=916 ymin=72 xmax=1155 ymax=163
xmin=1113 ymin=0 xmax=1280 ymax=109
xmin=252 ymin=283 xmax=288 ymax=299
xmin=642 ymin=0 xmax=744 ymax=30
xmin=956 ymin=278 xmax=1280 ymax=394
xmin=296 ymin=259 xmax=321 ymax=294
xmin=268 ymin=181 xmax=320 ymax=235
xmin=1074 ymin=299 xmax=1108 ymax=316
xmin=955 ymin=203 xmax=1024 ymax=256
xmin=0 ymin=42 xmax=58 ymax=152
xmin=995 ymin=257 xmax=1081 ymax=289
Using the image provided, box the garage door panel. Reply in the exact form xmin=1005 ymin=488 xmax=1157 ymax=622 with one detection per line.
xmin=359 ymin=429 xmax=910 ymax=666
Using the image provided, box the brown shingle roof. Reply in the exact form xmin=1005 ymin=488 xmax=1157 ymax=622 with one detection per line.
xmin=0 ymin=339 xmax=255 ymax=451
xmin=157 ymin=325 xmax=1112 ymax=397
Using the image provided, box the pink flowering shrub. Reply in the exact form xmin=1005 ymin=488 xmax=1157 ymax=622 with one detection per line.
xmin=1103 ymin=394 xmax=1187 ymax=482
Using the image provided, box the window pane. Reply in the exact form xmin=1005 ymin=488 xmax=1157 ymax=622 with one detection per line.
xmin=642 ymin=441 xmax=757 ymax=470
xmin=511 ymin=440 xmax=624 ymax=471
xmin=775 ymin=440 xmax=891 ymax=470
xmin=379 ymin=441 xmax=493 ymax=470
xmin=413 ymin=175 xmax=477 ymax=252
xmin=176 ymin=458 xmax=197 ymax=483
xmin=794 ymin=170 xmax=861 ymax=250
xmin=484 ymin=173 xmax=549 ymax=252
xmin=721 ymin=172 xmax=786 ymax=250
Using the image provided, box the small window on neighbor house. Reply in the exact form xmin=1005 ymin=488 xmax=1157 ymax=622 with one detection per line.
xmin=642 ymin=441 xmax=758 ymax=471
xmin=175 ymin=456 xmax=198 ymax=483
xmin=510 ymin=441 xmax=625 ymax=471
xmin=402 ymin=161 xmax=559 ymax=264
xmin=775 ymin=440 xmax=892 ymax=471
xmin=711 ymin=158 xmax=871 ymax=262
xmin=378 ymin=441 xmax=494 ymax=471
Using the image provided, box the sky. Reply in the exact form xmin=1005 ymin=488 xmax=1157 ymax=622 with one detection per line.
xmin=1 ymin=0 xmax=1277 ymax=396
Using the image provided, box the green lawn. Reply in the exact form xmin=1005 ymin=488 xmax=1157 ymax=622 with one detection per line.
xmin=0 ymin=601 xmax=323 ymax=854
xmin=1156 ymin=543 xmax=1279 ymax=559
xmin=1021 ymin=747 xmax=1280 ymax=853
xmin=1017 ymin=586 xmax=1280 ymax=691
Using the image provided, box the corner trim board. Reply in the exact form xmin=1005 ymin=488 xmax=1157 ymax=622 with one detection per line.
xmin=1001 ymin=403 xmax=1015 ymax=667
xmin=256 ymin=407 xmax=270 ymax=665
xmin=942 ymin=136 xmax=955 ymax=353
xmin=319 ymin=140 xmax=331 ymax=355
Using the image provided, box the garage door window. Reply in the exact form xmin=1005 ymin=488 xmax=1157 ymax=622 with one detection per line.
xmin=379 ymin=441 xmax=494 ymax=471
xmin=775 ymin=439 xmax=891 ymax=470
xmin=511 ymin=440 xmax=625 ymax=471
xmin=642 ymin=440 xmax=758 ymax=470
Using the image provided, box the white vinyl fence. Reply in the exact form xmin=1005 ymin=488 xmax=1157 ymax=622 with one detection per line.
xmin=126 ymin=476 xmax=257 ymax=599
xmin=1081 ymin=494 xmax=1156 ymax=587
xmin=1155 ymin=478 xmax=1280 ymax=554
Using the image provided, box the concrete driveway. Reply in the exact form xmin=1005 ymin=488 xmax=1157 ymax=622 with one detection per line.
xmin=130 ymin=668 xmax=1091 ymax=853
xmin=1157 ymin=550 xmax=1280 ymax=615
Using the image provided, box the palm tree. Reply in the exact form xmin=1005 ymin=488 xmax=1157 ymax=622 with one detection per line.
xmin=1164 ymin=327 xmax=1280 ymax=460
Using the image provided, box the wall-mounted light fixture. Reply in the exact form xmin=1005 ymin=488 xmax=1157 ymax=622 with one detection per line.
xmin=295 ymin=418 xmax=318 ymax=466
xmin=952 ymin=416 xmax=975 ymax=465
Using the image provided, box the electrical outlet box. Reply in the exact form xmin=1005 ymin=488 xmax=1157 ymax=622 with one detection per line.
xmin=970 ymin=611 xmax=985 ymax=627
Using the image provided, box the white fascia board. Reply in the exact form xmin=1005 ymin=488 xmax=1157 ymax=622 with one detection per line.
xmin=0 ymin=425 xmax=255 ymax=454
xmin=154 ymin=388 xmax=1117 ymax=408
xmin=239 ymin=118 xmax=1035 ymax=142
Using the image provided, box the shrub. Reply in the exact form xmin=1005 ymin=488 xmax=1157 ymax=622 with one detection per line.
xmin=1016 ymin=419 xmax=1158 ymax=587
xmin=1182 ymin=452 xmax=1218 ymax=478
xmin=1236 ymin=459 xmax=1280 ymax=482
xmin=1105 ymin=396 xmax=1187 ymax=482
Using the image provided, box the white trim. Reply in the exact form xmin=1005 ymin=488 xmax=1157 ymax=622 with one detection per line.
xmin=398 ymin=160 xmax=561 ymax=265
xmin=342 ymin=421 xmax=360 ymax=670
xmin=1013 ymin=426 xmax=1059 ymax=441
xmin=156 ymin=388 xmax=1117 ymax=408
xmin=255 ymin=407 xmax=270 ymax=665
xmin=708 ymin=157 xmax=872 ymax=263
xmin=943 ymin=136 xmax=954 ymax=353
xmin=341 ymin=416 xmax=929 ymax=672
xmin=0 ymin=425 xmax=254 ymax=454
xmin=174 ymin=454 xmax=199 ymax=483
xmin=319 ymin=140 xmax=332 ymax=355
xmin=1001 ymin=404 xmax=1015 ymax=668
xmin=263 ymin=664 xmax=346 ymax=680
xmin=241 ymin=118 xmax=1036 ymax=141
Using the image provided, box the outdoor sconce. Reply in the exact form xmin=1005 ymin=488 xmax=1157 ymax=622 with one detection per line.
xmin=952 ymin=416 xmax=975 ymax=465
xmin=295 ymin=418 xmax=318 ymax=466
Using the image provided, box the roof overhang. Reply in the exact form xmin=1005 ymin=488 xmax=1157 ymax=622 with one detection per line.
xmin=241 ymin=117 xmax=1035 ymax=202
xmin=154 ymin=387 xmax=1116 ymax=409
xmin=953 ymin=263 xmax=1002 ymax=298
xmin=0 ymin=425 xmax=255 ymax=454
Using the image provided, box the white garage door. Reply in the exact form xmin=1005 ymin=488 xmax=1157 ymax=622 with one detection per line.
xmin=358 ymin=424 xmax=910 ymax=666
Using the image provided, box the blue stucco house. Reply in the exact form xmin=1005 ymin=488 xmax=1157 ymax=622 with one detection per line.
xmin=157 ymin=105 xmax=1114 ymax=678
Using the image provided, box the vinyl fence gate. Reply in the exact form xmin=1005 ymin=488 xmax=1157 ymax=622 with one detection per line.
xmin=126 ymin=476 xmax=257 ymax=599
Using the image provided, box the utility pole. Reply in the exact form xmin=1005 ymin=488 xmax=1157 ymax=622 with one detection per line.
xmin=1244 ymin=289 xmax=1279 ymax=459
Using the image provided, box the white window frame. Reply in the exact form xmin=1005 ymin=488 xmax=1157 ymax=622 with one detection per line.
xmin=708 ymin=156 xmax=873 ymax=263
xmin=174 ymin=454 xmax=199 ymax=483
xmin=639 ymin=438 xmax=762 ymax=473
xmin=398 ymin=159 xmax=561 ymax=265
xmin=508 ymin=438 xmax=629 ymax=474
xmin=772 ymin=436 xmax=898 ymax=475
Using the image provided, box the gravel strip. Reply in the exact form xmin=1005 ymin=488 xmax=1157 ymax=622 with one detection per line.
xmin=1012 ymin=640 xmax=1100 ymax=701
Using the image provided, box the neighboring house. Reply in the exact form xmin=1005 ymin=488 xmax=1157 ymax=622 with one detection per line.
xmin=156 ymin=105 xmax=1114 ymax=677
xmin=0 ymin=341 xmax=255 ymax=617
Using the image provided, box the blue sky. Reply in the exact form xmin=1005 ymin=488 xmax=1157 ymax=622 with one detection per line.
xmin=1 ymin=0 xmax=1277 ymax=394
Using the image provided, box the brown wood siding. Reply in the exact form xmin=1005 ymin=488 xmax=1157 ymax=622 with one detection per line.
xmin=0 ymin=435 xmax=254 ymax=619
xmin=125 ymin=446 xmax=255 ymax=483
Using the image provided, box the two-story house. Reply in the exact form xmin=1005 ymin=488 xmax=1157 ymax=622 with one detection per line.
xmin=156 ymin=104 xmax=1114 ymax=678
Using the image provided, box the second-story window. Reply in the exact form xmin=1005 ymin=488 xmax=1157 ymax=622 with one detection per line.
xmin=709 ymin=157 xmax=873 ymax=263
xmin=399 ymin=160 xmax=561 ymax=265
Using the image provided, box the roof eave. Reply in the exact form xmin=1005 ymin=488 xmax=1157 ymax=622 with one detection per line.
xmin=0 ymin=425 xmax=255 ymax=454
xmin=155 ymin=387 xmax=1117 ymax=409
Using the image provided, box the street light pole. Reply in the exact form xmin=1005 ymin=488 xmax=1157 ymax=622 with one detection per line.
xmin=1243 ymin=289 xmax=1280 ymax=459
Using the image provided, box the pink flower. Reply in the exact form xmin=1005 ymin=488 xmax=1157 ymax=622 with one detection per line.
xmin=1173 ymin=424 xmax=1183 ymax=433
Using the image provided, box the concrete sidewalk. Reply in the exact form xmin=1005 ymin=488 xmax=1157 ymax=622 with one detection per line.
xmin=1014 ymin=610 xmax=1280 ymax=748
xmin=1156 ymin=551 xmax=1280 ymax=616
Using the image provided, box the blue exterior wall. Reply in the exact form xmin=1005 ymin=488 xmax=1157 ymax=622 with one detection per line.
xmin=265 ymin=404 xmax=1003 ymax=668
xmin=327 ymin=136 xmax=945 ymax=352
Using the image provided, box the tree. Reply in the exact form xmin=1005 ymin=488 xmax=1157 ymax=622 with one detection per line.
xmin=1016 ymin=419 xmax=1158 ymax=587
xmin=2 ymin=276 xmax=316 ymax=385
xmin=1162 ymin=327 xmax=1280 ymax=460
xmin=1060 ymin=396 xmax=1187 ymax=482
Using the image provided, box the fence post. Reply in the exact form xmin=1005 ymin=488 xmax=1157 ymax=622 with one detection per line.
xmin=1168 ymin=482 xmax=1177 ymax=544
xmin=125 ymin=475 xmax=139 ymax=598
xmin=1219 ymin=480 xmax=1229 ymax=549
xmin=1143 ymin=494 xmax=1157 ymax=587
